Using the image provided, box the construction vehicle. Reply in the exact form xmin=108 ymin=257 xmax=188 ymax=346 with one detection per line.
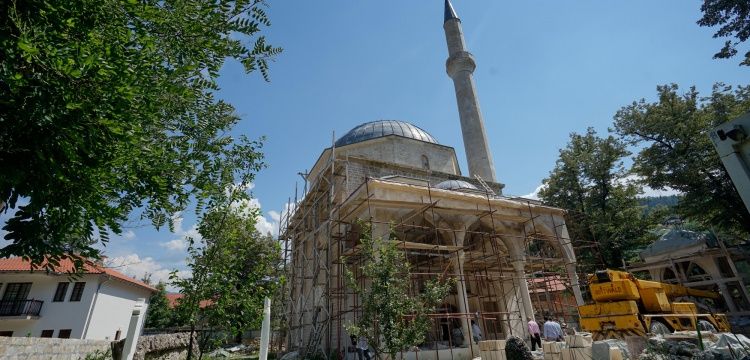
xmin=578 ymin=269 xmax=731 ymax=340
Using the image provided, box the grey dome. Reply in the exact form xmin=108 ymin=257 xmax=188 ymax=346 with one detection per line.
xmin=335 ymin=120 xmax=438 ymax=147
xmin=435 ymin=180 xmax=478 ymax=191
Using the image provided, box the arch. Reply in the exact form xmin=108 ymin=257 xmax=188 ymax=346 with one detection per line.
xmin=684 ymin=262 xmax=711 ymax=282
xmin=421 ymin=154 xmax=430 ymax=170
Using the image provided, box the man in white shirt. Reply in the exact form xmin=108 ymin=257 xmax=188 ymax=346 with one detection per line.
xmin=357 ymin=336 xmax=371 ymax=360
xmin=543 ymin=317 xmax=563 ymax=342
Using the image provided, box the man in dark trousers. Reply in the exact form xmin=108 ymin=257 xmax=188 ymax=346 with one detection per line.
xmin=527 ymin=318 xmax=542 ymax=351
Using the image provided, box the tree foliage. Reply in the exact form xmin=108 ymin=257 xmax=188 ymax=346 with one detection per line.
xmin=343 ymin=222 xmax=452 ymax=360
xmin=0 ymin=0 xmax=280 ymax=269
xmin=613 ymin=83 xmax=750 ymax=236
xmin=145 ymin=282 xmax=179 ymax=329
xmin=698 ymin=0 xmax=750 ymax=66
xmin=171 ymin=201 xmax=282 ymax=359
xmin=539 ymin=128 xmax=654 ymax=270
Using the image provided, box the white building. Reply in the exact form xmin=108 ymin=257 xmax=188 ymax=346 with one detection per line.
xmin=0 ymin=257 xmax=155 ymax=340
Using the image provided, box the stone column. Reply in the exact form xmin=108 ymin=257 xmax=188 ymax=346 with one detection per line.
xmin=717 ymin=282 xmax=739 ymax=313
xmin=451 ymin=230 xmax=472 ymax=349
xmin=566 ymin=262 xmax=585 ymax=306
xmin=511 ymin=258 xmax=534 ymax=335
xmin=694 ymin=257 xmax=739 ymax=312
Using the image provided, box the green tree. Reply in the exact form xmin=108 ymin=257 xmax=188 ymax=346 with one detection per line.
xmin=145 ymin=282 xmax=176 ymax=329
xmin=0 ymin=0 xmax=279 ymax=270
xmin=613 ymin=83 xmax=750 ymax=236
xmin=539 ymin=128 xmax=653 ymax=270
xmin=343 ymin=222 xmax=452 ymax=360
xmin=698 ymin=1 xmax=750 ymax=66
xmin=172 ymin=201 xmax=282 ymax=359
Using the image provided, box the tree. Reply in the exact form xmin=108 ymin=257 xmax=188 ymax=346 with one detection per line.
xmin=172 ymin=202 xmax=282 ymax=359
xmin=145 ymin=282 xmax=176 ymax=329
xmin=1 ymin=0 xmax=280 ymax=270
xmin=613 ymin=83 xmax=750 ymax=237
xmin=343 ymin=222 xmax=452 ymax=360
xmin=698 ymin=1 xmax=750 ymax=66
xmin=539 ymin=128 xmax=654 ymax=270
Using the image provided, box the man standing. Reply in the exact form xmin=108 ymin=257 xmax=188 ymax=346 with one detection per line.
xmin=527 ymin=319 xmax=542 ymax=351
xmin=543 ymin=317 xmax=564 ymax=342
xmin=357 ymin=336 xmax=371 ymax=360
xmin=471 ymin=320 xmax=482 ymax=344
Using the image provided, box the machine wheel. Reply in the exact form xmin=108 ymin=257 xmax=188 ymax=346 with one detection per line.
xmin=649 ymin=320 xmax=671 ymax=335
xmin=698 ymin=320 xmax=717 ymax=333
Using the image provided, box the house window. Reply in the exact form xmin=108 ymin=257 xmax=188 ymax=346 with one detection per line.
xmin=421 ymin=155 xmax=430 ymax=170
xmin=58 ymin=329 xmax=71 ymax=339
xmin=69 ymin=282 xmax=85 ymax=302
xmin=53 ymin=282 xmax=69 ymax=302
xmin=2 ymin=283 xmax=31 ymax=301
xmin=40 ymin=330 xmax=54 ymax=338
xmin=0 ymin=331 xmax=13 ymax=337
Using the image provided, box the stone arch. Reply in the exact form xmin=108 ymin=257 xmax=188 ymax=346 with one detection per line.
xmin=684 ymin=262 xmax=711 ymax=282
xmin=662 ymin=268 xmax=679 ymax=283
xmin=421 ymin=154 xmax=430 ymax=170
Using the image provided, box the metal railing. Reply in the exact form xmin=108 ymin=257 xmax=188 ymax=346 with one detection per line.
xmin=0 ymin=300 xmax=43 ymax=317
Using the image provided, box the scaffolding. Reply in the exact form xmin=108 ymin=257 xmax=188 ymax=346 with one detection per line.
xmin=273 ymin=149 xmax=597 ymax=360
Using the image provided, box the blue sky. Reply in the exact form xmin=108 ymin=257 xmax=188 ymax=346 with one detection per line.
xmin=31 ymin=1 xmax=750 ymax=285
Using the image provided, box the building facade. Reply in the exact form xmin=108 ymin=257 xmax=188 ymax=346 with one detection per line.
xmin=279 ymin=3 xmax=584 ymax=359
xmin=0 ymin=257 xmax=155 ymax=340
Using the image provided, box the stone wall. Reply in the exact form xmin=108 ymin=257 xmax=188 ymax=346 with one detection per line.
xmin=0 ymin=337 xmax=111 ymax=359
xmin=132 ymin=332 xmax=197 ymax=360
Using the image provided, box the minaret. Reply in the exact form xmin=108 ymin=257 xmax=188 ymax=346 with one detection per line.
xmin=444 ymin=0 xmax=497 ymax=182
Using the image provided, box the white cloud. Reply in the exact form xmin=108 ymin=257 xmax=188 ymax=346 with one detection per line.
xmin=159 ymin=212 xmax=201 ymax=252
xmin=521 ymin=184 xmax=546 ymax=200
xmin=269 ymin=210 xmax=281 ymax=223
xmin=105 ymin=254 xmax=188 ymax=290
xmin=160 ymin=239 xmax=187 ymax=252
xmin=639 ymin=186 xmax=680 ymax=198
xmin=121 ymin=230 xmax=136 ymax=240
xmin=521 ymin=176 xmax=680 ymax=203
xmin=621 ymin=175 xmax=680 ymax=198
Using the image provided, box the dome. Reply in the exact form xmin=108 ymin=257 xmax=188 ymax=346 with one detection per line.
xmin=335 ymin=120 xmax=438 ymax=147
xmin=434 ymin=180 xmax=478 ymax=191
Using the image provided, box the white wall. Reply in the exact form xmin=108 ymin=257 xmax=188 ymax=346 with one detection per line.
xmin=0 ymin=273 xmax=97 ymax=338
xmin=0 ymin=273 xmax=151 ymax=340
xmin=85 ymin=279 xmax=151 ymax=340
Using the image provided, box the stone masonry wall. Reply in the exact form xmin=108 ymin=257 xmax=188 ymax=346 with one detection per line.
xmin=0 ymin=337 xmax=111 ymax=360
xmin=133 ymin=332 xmax=197 ymax=360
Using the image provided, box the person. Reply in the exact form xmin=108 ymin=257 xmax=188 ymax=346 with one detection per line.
xmin=543 ymin=317 xmax=564 ymax=342
xmin=527 ymin=319 xmax=542 ymax=351
xmin=357 ymin=336 xmax=371 ymax=360
xmin=471 ymin=320 xmax=482 ymax=344
xmin=451 ymin=321 xmax=465 ymax=347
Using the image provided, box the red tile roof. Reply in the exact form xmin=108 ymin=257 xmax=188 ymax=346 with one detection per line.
xmin=0 ymin=257 xmax=157 ymax=293
xmin=527 ymin=275 xmax=568 ymax=293
xmin=165 ymin=293 xmax=212 ymax=309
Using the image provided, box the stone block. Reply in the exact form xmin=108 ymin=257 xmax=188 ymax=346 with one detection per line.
xmin=561 ymin=347 xmax=592 ymax=360
xmin=565 ymin=334 xmax=592 ymax=348
xmin=609 ymin=348 xmax=623 ymax=360
xmin=591 ymin=342 xmax=609 ymax=360
xmin=543 ymin=341 xmax=564 ymax=354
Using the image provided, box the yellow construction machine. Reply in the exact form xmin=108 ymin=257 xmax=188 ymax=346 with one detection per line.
xmin=578 ymin=269 xmax=731 ymax=340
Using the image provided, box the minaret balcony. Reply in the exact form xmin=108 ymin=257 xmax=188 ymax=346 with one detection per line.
xmin=446 ymin=51 xmax=476 ymax=77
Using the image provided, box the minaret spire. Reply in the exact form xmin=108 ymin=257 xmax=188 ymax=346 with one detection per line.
xmin=444 ymin=0 xmax=458 ymax=23
xmin=443 ymin=0 xmax=497 ymax=183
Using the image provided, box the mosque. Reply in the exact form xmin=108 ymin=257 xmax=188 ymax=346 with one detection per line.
xmin=279 ymin=2 xmax=583 ymax=359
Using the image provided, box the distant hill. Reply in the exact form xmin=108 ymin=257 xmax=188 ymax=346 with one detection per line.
xmin=639 ymin=195 xmax=679 ymax=209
